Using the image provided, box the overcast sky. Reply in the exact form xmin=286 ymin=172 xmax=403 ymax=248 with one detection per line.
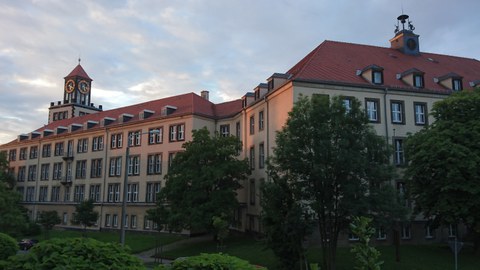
xmin=1 ymin=0 xmax=479 ymax=144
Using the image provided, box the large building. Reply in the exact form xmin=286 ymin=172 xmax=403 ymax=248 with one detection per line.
xmin=1 ymin=15 xmax=480 ymax=244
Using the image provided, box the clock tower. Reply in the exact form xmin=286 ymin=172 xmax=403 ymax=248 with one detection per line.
xmin=48 ymin=60 xmax=103 ymax=123
xmin=389 ymin=14 xmax=420 ymax=56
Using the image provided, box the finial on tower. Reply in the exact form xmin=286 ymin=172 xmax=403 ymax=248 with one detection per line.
xmin=395 ymin=14 xmax=415 ymax=33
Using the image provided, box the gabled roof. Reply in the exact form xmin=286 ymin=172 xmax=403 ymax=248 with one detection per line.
xmin=288 ymin=40 xmax=480 ymax=93
xmin=64 ymin=64 xmax=92 ymax=80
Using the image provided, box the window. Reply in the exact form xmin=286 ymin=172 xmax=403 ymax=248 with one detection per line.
xmin=77 ymin=138 xmax=88 ymax=153
xmin=144 ymin=218 xmax=152 ymax=229
xmin=124 ymin=215 xmax=129 ymax=228
xmin=54 ymin=142 xmax=64 ymax=156
xmin=168 ymin=152 xmax=176 ymax=169
xmin=17 ymin=187 xmax=25 ymax=201
xmin=112 ymin=214 xmax=118 ymax=227
xmin=26 ymin=187 xmax=35 ymax=202
xmin=236 ymin=122 xmax=241 ymax=138
xmin=376 ymin=227 xmax=386 ymax=240
xmin=249 ymin=179 xmax=256 ymax=205
xmin=414 ymin=102 xmax=427 ymax=125
xmin=249 ymin=116 xmax=255 ymax=135
xmin=128 ymin=130 xmax=142 ymax=147
xmin=90 ymin=159 xmax=102 ymax=178
xmin=348 ymin=232 xmax=359 ymax=241
xmin=92 ymin=136 xmax=104 ymax=151
xmin=105 ymin=214 xmax=111 ymax=227
xmin=413 ymin=74 xmax=424 ymax=88
xmin=365 ymin=98 xmax=380 ymax=123
xmin=372 ymin=70 xmax=383 ymax=84
xmin=65 ymin=163 xmax=72 ymax=182
xmin=39 ymin=186 xmax=48 ymax=202
xmin=425 ymin=225 xmax=435 ymax=239
xmin=401 ymin=224 xmax=411 ymax=239
xmin=17 ymin=166 xmax=26 ymax=182
xmin=131 ymin=215 xmax=137 ymax=228
xmin=29 ymin=146 xmax=38 ymax=159
xmin=259 ymin=143 xmax=265 ymax=169
xmin=109 ymin=157 xmax=122 ymax=176
xmin=73 ymin=185 xmax=85 ymax=202
xmin=67 ymin=140 xmax=74 ymax=156
xmin=51 ymin=186 xmax=60 ymax=202
xmin=19 ymin=147 xmax=27 ymax=160
xmin=64 ymin=186 xmax=71 ymax=202
xmin=107 ymin=183 xmax=121 ymax=202
xmin=40 ymin=164 xmax=50 ymax=180
xmin=110 ymin=133 xmax=123 ymax=149
xmin=89 ymin=184 xmax=101 ymax=202
xmin=249 ymin=146 xmax=255 ymax=170
xmin=146 ymin=182 xmax=161 ymax=203
xmin=9 ymin=149 xmax=16 ymax=161
xmin=75 ymin=160 xmax=87 ymax=179
xmin=127 ymin=155 xmax=140 ymax=176
xmin=147 ymin=153 xmax=162 ymax=175
xmin=342 ymin=97 xmax=352 ymax=113
xmin=452 ymin=79 xmax=463 ymax=91
xmin=259 ymin=111 xmax=264 ymax=131
xmin=127 ymin=183 xmax=139 ymax=202
xmin=448 ymin=224 xmax=457 ymax=238
xmin=169 ymin=124 xmax=185 ymax=142
xmin=220 ymin=124 xmax=230 ymax=137
xmin=148 ymin=127 xmax=163 ymax=144
xmin=28 ymin=165 xmax=37 ymax=181
xmin=394 ymin=139 xmax=405 ymax=166
xmin=42 ymin=144 xmax=51 ymax=157
xmin=390 ymin=100 xmax=404 ymax=124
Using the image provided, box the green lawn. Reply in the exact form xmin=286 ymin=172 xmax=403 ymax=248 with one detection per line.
xmin=25 ymin=229 xmax=184 ymax=253
xmin=160 ymin=235 xmax=480 ymax=270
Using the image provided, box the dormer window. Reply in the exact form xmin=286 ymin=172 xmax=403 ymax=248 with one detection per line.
xmin=372 ymin=71 xmax=383 ymax=84
xmin=452 ymin=78 xmax=463 ymax=91
xmin=413 ymin=74 xmax=424 ymax=88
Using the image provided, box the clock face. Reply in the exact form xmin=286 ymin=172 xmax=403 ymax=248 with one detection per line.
xmin=407 ymin=38 xmax=417 ymax=51
xmin=65 ymin=79 xmax=75 ymax=93
xmin=78 ymin=80 xmax=90 ymax=94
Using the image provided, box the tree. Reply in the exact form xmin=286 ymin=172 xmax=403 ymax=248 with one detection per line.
xmin=350 ymin=216 xmax=383 ymax=270
xmin=155 ymin=253 xmax=264 ymax=270
xmin=405 ymin=89 xmax=480 ymax=251
xmin=151 ymin=128 xmax=249 ymax=233
xmin=267 ymin=95 xmax=403 ymax=270
xmin=3 ymin=237 xmax=144 ymax=270
xmin=261 ymin=172 xmax=313 ymax=270
xmin=0 ymin=152 xmax=27 ymax=236
xmin=72 ymin=199 xmax=99 ymax=237
xmin=212 ymin=214 xmax=229 ymax=249
xmin=0 ymin=232 xmax=18 ymax=261
xmin=38 ymin=210 xmax=61 ymax=239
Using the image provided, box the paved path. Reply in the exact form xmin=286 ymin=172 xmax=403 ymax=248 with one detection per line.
xmin=135 ymin=234 xmax=213 ymax=265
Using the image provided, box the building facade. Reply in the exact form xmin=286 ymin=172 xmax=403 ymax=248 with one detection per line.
xmin=1 ymin=15 xmax=480 ymax=244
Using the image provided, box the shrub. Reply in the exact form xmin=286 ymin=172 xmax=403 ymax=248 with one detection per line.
xmin=0 ymin=233 xmax=17 ymax=260
xmin=155 ymin=253 xmax=266 ymax=270
xmin=4 ymin=237 xmax=144 ymax=270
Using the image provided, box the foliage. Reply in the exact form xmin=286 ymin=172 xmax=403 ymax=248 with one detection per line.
xmin=261 ymin=173 xmax=313 ymax=270
xmin=0 ymin=232 xmax=17 ymax=260
xmin=267 ymin=95 xmax=404 ymax=270
xmin=212 ymin=214 xmax=230 ymax=248
xmin=405 ymin=89 xmax=480 ymax=249
xmin=38 ymin=211 xmax=61 ymax=239
xmin=3 ymin=237 xmax=144 ymax=270
xmin=154 ymin=253 xmax=266 ymax=270
xmin=72 ymin=199 xmax=99 ymax=236
xmin=152 ymin=128 xmax=249 ymax=233
xmin=350 ymin=216 xmax=383 ymax=270
xmin=0 ymin=153 xmax=28 ymax=236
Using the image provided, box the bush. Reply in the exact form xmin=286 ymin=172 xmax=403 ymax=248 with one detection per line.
xmin=155 ymin=253 xmax=266 ymax=270
xmin=0 ymin=233 xmax=17 ymax=260
xmin=4 ymin=237 xmax=144 ymax=270
xmin=22 ymin=221 xmax=41 ymax=236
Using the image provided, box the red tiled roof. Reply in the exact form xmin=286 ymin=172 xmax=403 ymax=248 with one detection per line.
xmin=65 ymin=64 xmax=92 ymax=80
xmin=288 ymin=40 xmax=480 ymax=93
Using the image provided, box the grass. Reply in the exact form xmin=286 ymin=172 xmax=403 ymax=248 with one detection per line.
xmin=160 ymin=235 xmax=480 ymax=270
xmin=26 ymin=229 xmax=185 ymax=253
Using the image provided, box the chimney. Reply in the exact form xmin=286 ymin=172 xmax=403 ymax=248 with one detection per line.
xmin=201 ymin=90 xmax=209 ymax=100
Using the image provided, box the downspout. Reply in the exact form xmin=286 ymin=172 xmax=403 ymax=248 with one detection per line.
xmin=100 ymin=128 xmax=110 ymax=231
xmin=383 ymin=88 xmax=389 ymax=143
xmin=264 ymin=95 xmax=270 ymax=182
xmin=33 ymin=139 xmax=42 ymax=220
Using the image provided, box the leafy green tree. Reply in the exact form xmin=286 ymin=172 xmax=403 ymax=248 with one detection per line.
xmin=0 ymin=153 xmax=27 ymax=236
xmin=38 ymin=210 xmax=61 ymax=239
xmin=0 ymin=232 xmax=17 ymax=261
xmin=405 ymin=89 xmax=480 ymax=251
xmin=3 ymin=237 xmax=144 ymax=270
xmin=268 ymin=95 xmax=403 ymax=270
xmin=261 ymin=172 xmax=313 ymax=270
xmin=72 ymin=199 xmax=99 ymax=237
xmin=212 ymin=214 xmax=229 ymax=248
xmin=350 ymin=216 xmax=383 ymax=270
xmin=153 ymin=128 xmax=249 ymax=233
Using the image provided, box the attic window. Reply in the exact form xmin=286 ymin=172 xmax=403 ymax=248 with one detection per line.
xmin=71 ymin=123 xmax=83 ymax=132
xmin=31 ymin=131 xmax=41 ymax=139
xmin=57 ymin=126 xmax=68 ymax=134
xmin=103 ymin=117 xmax=115 ymax=126
xmin=413 ymin=74 xmax=424 ymax=88
xmin=358 ymin=65 xmax=384 ymax=85
xmin=142 ymin=109 xmax=155 ymax=119
xmin=161 ymin=105 xmax=177 ymax=116
xmin=453 ymin=78 xmax=463 ymax=91
xmin=372 ymin=70 xmax=383 ymax=84
xmin=43 ymin=129 xmax=54 ymax=137
xmin=120 ymin=113 xmax=134 ymax=122
xmin=470 ymin=80 xmax=480 ymax=87
xmin=87 ymin=120 xmax=99 ymax=129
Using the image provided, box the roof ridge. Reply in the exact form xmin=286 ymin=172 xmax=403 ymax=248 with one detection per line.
xmin=288 ymin=41 xmax=327 ymax=77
